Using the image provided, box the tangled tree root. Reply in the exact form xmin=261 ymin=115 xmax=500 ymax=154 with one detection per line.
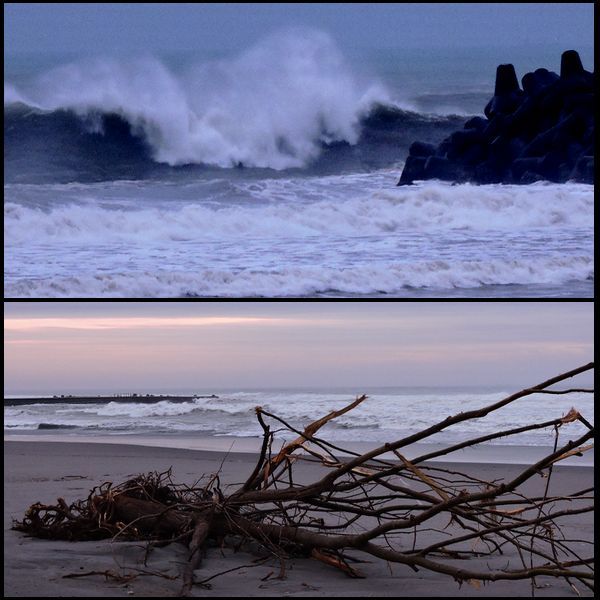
xmin=14 ymin=363 xmax=594 ymax=596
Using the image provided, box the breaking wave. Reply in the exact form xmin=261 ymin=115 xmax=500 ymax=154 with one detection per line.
xmin=5 ymin=257 xmax=593 ymax=299
xmin=4 ymin=178 xmax=593 ymax=298
xmin=5 ymin=30 xmax=384 ymax=170
xmin=4 ymin=391 xmax=594 ymax=446
xmin=4 ymin=179 xmax=593 ymax=241
xmin=4 ymin=30 xmax=468 ymax=182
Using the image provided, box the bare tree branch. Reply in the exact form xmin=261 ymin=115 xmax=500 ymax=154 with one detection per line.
xmin=13 ymin=363 xmax=594 ymax=594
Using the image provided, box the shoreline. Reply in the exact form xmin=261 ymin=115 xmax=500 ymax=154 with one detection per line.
xmin=3 ymin=432 xmax=594 ymax=466
xmin=4 ymin=440 xmax=593 ymax=597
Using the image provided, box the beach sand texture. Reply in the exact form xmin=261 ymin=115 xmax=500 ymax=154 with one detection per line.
xmin=4 ymin=441 xmax=594 ymax=597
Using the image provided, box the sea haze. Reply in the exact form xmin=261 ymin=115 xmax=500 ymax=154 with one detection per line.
xmin=4 ymin=31 xmax=594 ymax=298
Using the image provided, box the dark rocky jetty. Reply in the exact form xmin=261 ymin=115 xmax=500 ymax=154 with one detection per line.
xmin=398 ymin=50 xmax=594 ymax=185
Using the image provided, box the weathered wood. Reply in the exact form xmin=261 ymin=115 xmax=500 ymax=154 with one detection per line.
xmin=111 ymin=495 xmax=189 ymax=537
xmin=12 ymin=363 xmax=595 ymax=592
xmin=179 ymin=509 xmax=214 ymax=596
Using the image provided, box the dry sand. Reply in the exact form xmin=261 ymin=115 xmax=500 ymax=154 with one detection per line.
xmin=4 ymin=440 xmax=594 ymax=597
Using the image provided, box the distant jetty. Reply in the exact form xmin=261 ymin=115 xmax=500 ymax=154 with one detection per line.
xmin=4 ymin=394 xmax=218 ymax=406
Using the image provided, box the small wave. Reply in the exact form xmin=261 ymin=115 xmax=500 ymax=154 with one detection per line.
xmin=76 ymin=398 xmax=254 ymax=419
xmin=332 ymin=422 xmax=381 ymax=430
xmin=90 ymin=399 xmax=206 ymax=418
xmin=4 ymin=256 xmax=593 ymax=298
xmin=4 ymin=181 xmax=593 ymax=245
xmin=3 ymin=389 xmax=592 ymax=445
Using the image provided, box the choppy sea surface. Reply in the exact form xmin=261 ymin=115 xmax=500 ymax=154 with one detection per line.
xmin=5 ymin=387 xmax=594 ymax=449
xmin=4 ymin=33 xmax=594 ymax=298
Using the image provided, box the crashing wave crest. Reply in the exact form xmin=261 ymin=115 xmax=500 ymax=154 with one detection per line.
xmin=5 ymin=30 xmax=390 ymax=169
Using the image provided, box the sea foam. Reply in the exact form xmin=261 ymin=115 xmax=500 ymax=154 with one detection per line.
xmin=4 ymin=390 xmax=594 ymax=446
xmin=4 ymin=179 xmax=593 ymax=298
xmin=5 ymin=30 xmax=389 ymax=169
xmin=4 ymin=180 xmax=593 ymax=244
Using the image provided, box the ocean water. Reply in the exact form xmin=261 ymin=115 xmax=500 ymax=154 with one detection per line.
xmin=4 ymin=387 xmax=594 ymax=449
xmin=4 ymin=32 xmax=594 ymax=298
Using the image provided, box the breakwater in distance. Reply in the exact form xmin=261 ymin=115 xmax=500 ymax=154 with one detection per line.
xmin=4 ymin=394 xmax=219 ymax=406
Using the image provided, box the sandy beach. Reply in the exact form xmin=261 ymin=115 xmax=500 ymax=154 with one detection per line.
xmin=4 ymin=439 xmax=593 ymax=597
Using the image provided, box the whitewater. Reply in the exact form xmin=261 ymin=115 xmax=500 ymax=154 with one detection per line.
xmin=4 ymin=388 xmax=594 ymax=449
xmin=4 ymin=30 xmax=594 ymax=298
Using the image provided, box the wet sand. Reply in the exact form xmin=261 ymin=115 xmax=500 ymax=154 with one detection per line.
xmin=4 ymin=440 xmax=594 ymax=597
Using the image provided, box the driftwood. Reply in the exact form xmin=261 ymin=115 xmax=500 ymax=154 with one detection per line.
xmin=14 ymin=363 xmax=594 ymax=595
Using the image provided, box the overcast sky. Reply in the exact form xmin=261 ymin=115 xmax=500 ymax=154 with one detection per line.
xmin=4 ymin=3 xmax=594 ymax=55
xmin=4 ymin=302 xmax=593 ymax=393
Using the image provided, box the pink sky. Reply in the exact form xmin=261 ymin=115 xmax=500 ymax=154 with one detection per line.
xmin=4 ymin=302 xmax=593 ymax=393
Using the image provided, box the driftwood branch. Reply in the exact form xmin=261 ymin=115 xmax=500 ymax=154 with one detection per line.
xmin=13 ymin=363 xmax=594 ymax=595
